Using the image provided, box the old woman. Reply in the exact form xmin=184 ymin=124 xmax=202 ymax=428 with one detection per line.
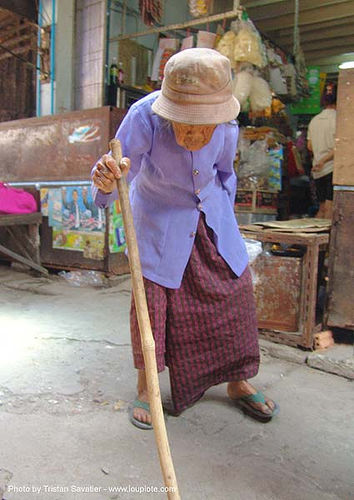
xmin=91 ymin=48 xmax=279 ymax=429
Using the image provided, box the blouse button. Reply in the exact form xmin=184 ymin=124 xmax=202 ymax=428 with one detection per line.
xmin=195 ymin=188 xmax=201 ymax=195
xmin=193 ymin=169 xmax=199 ymax=176
xmin=190 ymin=231 xmax=196 ymax=237
xmin=197 ymin=203 xmax=203 ymax=211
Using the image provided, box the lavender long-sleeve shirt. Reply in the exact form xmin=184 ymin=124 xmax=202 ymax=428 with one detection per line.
xmin=92 ymin=91 xmax=248 ymax=288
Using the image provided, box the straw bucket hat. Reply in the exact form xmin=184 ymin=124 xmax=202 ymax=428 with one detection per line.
xmin=152 ymin=48 xmax=240 ymax=125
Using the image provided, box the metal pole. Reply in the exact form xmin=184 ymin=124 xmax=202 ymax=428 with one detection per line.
xmin=109 ymin=7 xmax=242 ymax=42
xmin=36 ymin=0 xmax=43 ymax=116
xmin=50 ymin=0 xmax=56 ymax=114
xmin=293 ymin=0 xmax=299 ymax=55
xmin=122 ymin=0 xmax=127 ymax=35
xmin=104 ymin=0 xmax=111 ymax=104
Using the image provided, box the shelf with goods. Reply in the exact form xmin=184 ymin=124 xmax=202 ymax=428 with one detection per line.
xmin=105 ymin=1 xmax=309 ymax=114
xmin=234 ymin=125 xmax=285 ymax=222
xmin=216 ymin=8 xmax=309 ymax=223
xmin=105 ymin=1 xmax=309 ymax=224
xmin=104 ymin=1 xmax=244 ymax=108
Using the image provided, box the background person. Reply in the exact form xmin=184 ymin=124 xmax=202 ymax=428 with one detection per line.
xmin=307 ymin=92 xmax=337 ymax=219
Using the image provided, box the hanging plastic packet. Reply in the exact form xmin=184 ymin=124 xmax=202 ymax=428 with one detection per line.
xmin=249 ymin=76 xmax=272 ymax=111
xmin=232 ymin=70 xmax=253 ymax=107
xmin=237 ymin=138 xmax=271 ymax=180
xmin=196 ymin=30 xmax=216 ymax=48
xmin=181 ymin=35 xmax=194 ymax=50
xmin=216 ymin=31 xmax=237 ymax=67
xmin=243 ymin=238 xmax=263 ymax=264
xmin=151 ymin=38 xmax=178 ymax=81
xmin=231 ymin=17 xmax=267 ymax=68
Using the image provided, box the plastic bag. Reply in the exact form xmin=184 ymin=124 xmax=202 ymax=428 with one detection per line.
xmin=0 ymin=183 xmax=37 ymax=214
xmin=243 ymin=238 xmax=263 ymax=263
xmin=249 ymin=76 xmax=272 ymax=111
xmin=216 ymin=31 xmax=237 ymax=66
xmin=59 ymin=270 xmax=108 ymax=287
xmin=151 ymin=38 xmax=178 ymax=81
xmin=269 ymin=67 xmax=288 ymax=95
xmin=231 ymin=19 xmax=267 ymax=68
xmin=237 ymin=138 xmax=271 ymax=179
xmin=196 ymin=30 xmax=216 ymax=48
xmin=232 ymin=70 xmax=253 ymax=107
xmin=181 ymin=35 xmax=194 ymax=50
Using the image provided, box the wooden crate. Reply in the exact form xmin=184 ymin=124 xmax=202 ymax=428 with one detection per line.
xmin=251 ymin=255 xmax=302 ymax=332
xmin=242 ymin=229 xmax=329 ymax=349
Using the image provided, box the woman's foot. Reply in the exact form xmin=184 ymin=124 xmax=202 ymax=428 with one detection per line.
xmin=132 ymin=369 xmax=151 ymax=426
xmin=227 ymin=380 xmax=276 ymax=416
xmin=133 ymin=390 xmax=151 ymax=426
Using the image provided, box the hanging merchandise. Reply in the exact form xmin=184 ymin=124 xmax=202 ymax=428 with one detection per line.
xmin=188 ymin=0 xmax=211 ymax=18
xmin=216 ymin=16 xmax=267 ymax=69
xmin=237 ymin=137 xmax=271 ymax=182
xmin=151 ymin=38 xmax=179 ymax=82
xmin=271 ymin=97 xmax=285 ymax=114
xmin=139 ymin=0 xmax=163 ymax=26
xmin=196 ymin=30 xmax=216 ymax=49
xmin=283 ymin=63 xmax=297 ymax=97
xmin=232 ymin=70 xmax=253 ymax=107
xmin=267 ymin=146 xmax=283 ymax=191
xmin=231 ymin=18 xmax=267 ymax=68
xmin=292 ymin=0 xmax=310 ymax=97
xmin=266 ymin=46 xmax=284 ymax=68
xmin=232 ymin=68 xmax=272 ymax=113
xmin=181 ymin=35 xmax=194 ymax=50
xmin=158 ymin=48 xmax=175 ymax=81
xmin=269 ymin=66 xmax=288 ymax=96
xmin=236 ymin=127 xmax=285 ymax=194
xmin=216 ymin=31 xmax=237 ymax=67
xmin=286 ymin=141 xmax=305 ymax=179
xmin=214 ymin=23 xmax=225 ymax=48
xmin=249 ymin=76 xmax=272 ymax=112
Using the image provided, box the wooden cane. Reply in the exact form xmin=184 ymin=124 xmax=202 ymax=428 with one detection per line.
xmin=110 ymin=139 xmax=180 ymax=500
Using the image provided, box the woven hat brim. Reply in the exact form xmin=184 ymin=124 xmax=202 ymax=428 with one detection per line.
xmin=151 ymin=93 xmax=240 ymax=125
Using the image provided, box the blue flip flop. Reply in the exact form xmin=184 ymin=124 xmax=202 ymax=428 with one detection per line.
xmin=233 ymin=391 xmax=280 ymax=423
xmin=129 ymin=399 xmax=153 ymax=430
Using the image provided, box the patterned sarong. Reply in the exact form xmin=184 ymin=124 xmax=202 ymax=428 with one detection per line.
xmin=130 ymin=215 xmax=259 ymax=412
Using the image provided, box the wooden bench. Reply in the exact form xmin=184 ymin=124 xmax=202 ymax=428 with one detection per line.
xmin=0 ymin=211 xmax=48 ymax=275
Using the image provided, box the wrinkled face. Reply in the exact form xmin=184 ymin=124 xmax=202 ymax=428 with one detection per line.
xmin=172 ymin=122 xmax=216 ymax=151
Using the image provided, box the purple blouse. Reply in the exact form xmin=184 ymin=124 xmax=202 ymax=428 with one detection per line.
xmin=91 ymin=91 xmax=248 ymax=288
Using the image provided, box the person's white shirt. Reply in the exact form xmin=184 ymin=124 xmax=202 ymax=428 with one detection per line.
xmin=307 ymin=108 xmax=336 ymax=179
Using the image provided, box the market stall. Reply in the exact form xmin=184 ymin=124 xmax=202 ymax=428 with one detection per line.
xmin=1 ymin=0 xmax=334 ymax=344
xmin=106 ymin=0 xmax=311 ymax=225
xmin=0 ymin=106 xmax=129 ymax=275
xmin=241 ymin=218 xmax=330 ymax=348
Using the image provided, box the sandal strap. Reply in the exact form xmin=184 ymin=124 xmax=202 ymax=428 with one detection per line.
xmin=133 ymin=399 xmax=150 ymax=412
xmin=241 ymin=391 xmax=266 ymax=404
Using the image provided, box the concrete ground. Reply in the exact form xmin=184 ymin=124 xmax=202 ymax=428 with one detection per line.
xmin=0 ymin=264 xmax=353 ymax=500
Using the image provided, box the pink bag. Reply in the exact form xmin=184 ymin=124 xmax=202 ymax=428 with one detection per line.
xmin=0 ymin=183 xmax=37 ymax=214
